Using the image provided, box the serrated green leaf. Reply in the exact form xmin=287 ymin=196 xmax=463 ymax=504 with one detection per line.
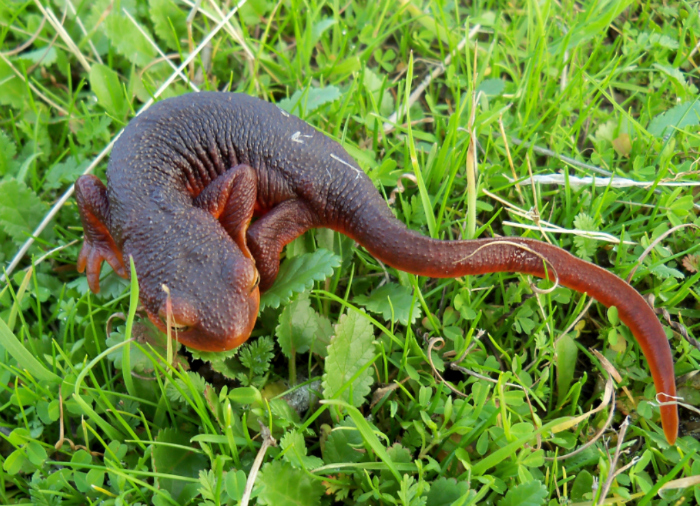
xmin=497 ymin=480 xmax=548 ymax=506
xmin=190 ymin=346 xmax=243 ymax=380
xmin=354 ymin=283 xmax=422 ymax=325
xmin=257 ymin=460 xmax=324 ymax=506
xmin=425 ymin=477 xmax=470 ymax=506
xmin=0 ymin=178 xmax=47 ymax=245
xmin=311 ymin=313 xmax=334 ymax=357
xmin=198 ymin=469 xmax=222 ymax=503
xmin=650 ymin=263 xmax=684 ymax=280
xmin=277 ymin=86 xmax=342 ymax=115
xmin=149 ymin=0 xmax=187 ymax=50
xmin=323 ymin=311 xmax=376 ymax=407
xmin=104 ymin=12 xmax=157 ymax=67
xmin=238 ymin=335 xmax=274 ymax=375
xmin=165 ymin=371 xmax=207 ymax=404
xmin=573 ymin=213 xmax=598 ymax=261
xmin=648 ymin=100 xmax=700 ymax=137
xmin=261 ymin=249 xmax=341 ymax=309
xmin=89 ymin=63 xmax=128 ymax=118
xmin=276 ymin=296 xmax=319 ymax=358
xmin=44 ymin=156 xmax=88 ymax=190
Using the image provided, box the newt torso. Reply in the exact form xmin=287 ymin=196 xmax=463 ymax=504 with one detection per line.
xmin=75 ymin=92 xmax=678 ymax=444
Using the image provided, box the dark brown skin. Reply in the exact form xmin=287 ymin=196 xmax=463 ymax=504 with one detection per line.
xmin=75 ymin=92 xmax=678 ymax=444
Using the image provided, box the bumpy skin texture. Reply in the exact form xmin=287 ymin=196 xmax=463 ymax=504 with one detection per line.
xmin=75 ymin=92 xmax=678 ymax=444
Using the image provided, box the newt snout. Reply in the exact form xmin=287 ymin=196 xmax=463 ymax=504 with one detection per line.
xmin=145 ymin=256 xmax=260 ymax=352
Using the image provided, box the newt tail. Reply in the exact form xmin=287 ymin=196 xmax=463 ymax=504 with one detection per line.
xmin=336 ymin=207 xmax=678 ymax=444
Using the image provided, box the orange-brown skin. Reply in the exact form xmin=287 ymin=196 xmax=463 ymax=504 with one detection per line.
xmin=75 ymin=92 xmax=678 ymax=444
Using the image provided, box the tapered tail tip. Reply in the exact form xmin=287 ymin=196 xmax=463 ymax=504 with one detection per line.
xmin=660 ymin=402 xmax=679 ymax=445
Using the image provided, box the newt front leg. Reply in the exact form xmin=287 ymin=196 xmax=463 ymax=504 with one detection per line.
xmin=75 ymin=175 xmax=127 ymax=292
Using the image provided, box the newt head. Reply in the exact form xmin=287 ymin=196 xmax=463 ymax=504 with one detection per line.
xmin=141 ymin=249 xmax=260 ymax=352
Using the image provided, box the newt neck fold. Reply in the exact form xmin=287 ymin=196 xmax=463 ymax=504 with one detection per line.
xmin=339 ymin=210 xmax=678 ymax=444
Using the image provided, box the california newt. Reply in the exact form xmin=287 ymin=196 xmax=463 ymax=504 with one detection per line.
xmin=75 ymin=92 xmax=678 ymax=444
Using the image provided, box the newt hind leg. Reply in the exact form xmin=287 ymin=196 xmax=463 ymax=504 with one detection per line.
xmin=193 ymin=164 xmax=257 ymax=258
xmin=75 ymin=175 xmax=127 ymax=293
xmin=246 ymin=199 xmax=319 ymax=291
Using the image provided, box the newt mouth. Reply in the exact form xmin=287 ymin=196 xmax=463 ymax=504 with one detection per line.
xmin=158 ymin=315 xmax=191 ymax=333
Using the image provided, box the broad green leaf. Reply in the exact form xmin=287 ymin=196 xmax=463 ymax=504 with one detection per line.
xmin=323 ymin=311 xmax=376 ymax=406
xmin=476 ymin=78 xmax=505 ymax=97
xmin=89 ymin=63 xmax=128 ymax=118
xmin=571 ymin=470 xmax=594 ymax=501
xmin=149 ymin=0 xmax=187 ymax=50
xmin=25 ymin=441 xmax=47 ymax=466
xmin=16 ymin=47 xmax=57 ymax=67
xmin=280 ymin=430 xmax=324 ymax=469
xmin=497 ymin=480 xmax=548 ymax=506
xmin=648 ymin=100 xmax=700 ymax=137
xmin=354 ymin=283 xmax=422 ymax=325
xmin=0 ymin=178 xmax=47 ymax=245
xmin=261 ymin=249 xmax=341 ymax=309
xmin=556 ymin=333 xmax=578 ymax=408
xmin=322 ymin=417 xmax=364 ymax=464
xmin=104 ymin=12 xmax=157 ymax=67
xmin=229 ymin=386 xmax=262 ymax=405
xmin=276 ymin=297 xmax=319 ymax=358
xmin=425 ymin=477 xmax=470 ymax=506
xmin=257 ymin=460 xmax=324 ymax=506
xmin=154 ymin=428 xmax=207 ymax=504
xmin=225 ymin=470 xmax=247 ymax=502
xmin=277 ymin=86 xmax=342 ymax=115
xmin=2 ymin=449 xmax=28 ymax=475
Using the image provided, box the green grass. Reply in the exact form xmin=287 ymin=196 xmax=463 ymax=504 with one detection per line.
xmin=1 ymin=0 xmax=700 ymax=504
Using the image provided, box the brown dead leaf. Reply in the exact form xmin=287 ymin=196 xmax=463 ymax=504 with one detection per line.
xmin=682 ymin=254 xmax=699 ymax=273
